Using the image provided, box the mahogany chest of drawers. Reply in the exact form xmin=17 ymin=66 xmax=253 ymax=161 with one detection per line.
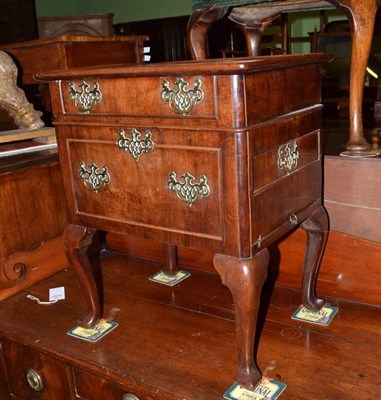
xmin=39 ymin=53 xmax=331 ymax=392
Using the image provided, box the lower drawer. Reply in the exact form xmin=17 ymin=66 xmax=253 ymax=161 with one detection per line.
xmin=74 ymin=369 xmax=147 ymax=400
xmin=1 ymin=338 xmax=73 ymax=399
xmin=251 ymin=161 xmax=322 ymax=244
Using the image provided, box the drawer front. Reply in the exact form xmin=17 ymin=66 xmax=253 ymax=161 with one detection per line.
xmin=1 ymin=339 xmax=73 ymax=400
xmin=250 ymin=107 xmax=323 ymax=245
xmin=252 ymin=161 xmax=322 ymax=244
xmin=245 ymin=64 xmax=322 ymax=125
xmin=253 ymin=130 xmax=320 ymax=192
xmin=75 ymin=369 xmax=150 ymax=400
xmin=59 ymin=76 xmax=218 ymax=120
xmin=61 ymin=126 xmax=224 ymax=241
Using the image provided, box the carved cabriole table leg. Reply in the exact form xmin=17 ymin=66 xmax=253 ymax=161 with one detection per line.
xmin=301 ymin=206 xmax=329 ymax=311
xmin=188 ymin=1 xmax=380 ymax=152
xmin=214 ymin=248 xmax=269 ymax=390
xmin=186 ymin=6 xmax=230 ymax=59
xmin=64 ymin=224 xmax=101 ymax=328
xmin=329 ymin=0 xmax=378 ymax=152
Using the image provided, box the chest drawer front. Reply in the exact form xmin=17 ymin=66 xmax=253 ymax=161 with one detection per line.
xmin=1 ymin=339 xmax=73 ymax=400
xmin=59 ymin=76 xmax=218 ymax=120
xmin=245 ymin=64 xmax=322 ymax=125
xmin=62 ymin=127 xmax=224 ymax=240
xmin=74 ymin=369 xmax=150 ymax=400
xmin=252 ymin=160 xmax=322 ymax=244
xmin=253 ymin=130 xmax=320 ymax=193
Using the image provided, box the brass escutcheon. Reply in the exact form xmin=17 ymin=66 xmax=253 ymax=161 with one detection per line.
xmin=68 ymin=81 xmax=102 ymax=113
xmin=161 ymin=77 xmax=204 ymax=115
xmin=277 ymin=141 xmax=300 ymax=175
xmin=167 ymin=171 xmax=210 ymax=207
xmin=78 ymin=162 xmax=111 ymax=192
xmin=116 ymin=128 xmax=154 ymax=162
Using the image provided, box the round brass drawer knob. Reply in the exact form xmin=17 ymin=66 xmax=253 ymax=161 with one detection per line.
xmin=26 ymin=369 xmax=43 ymax=392
xmin=123 ymin=394 xmax=140 ymax=400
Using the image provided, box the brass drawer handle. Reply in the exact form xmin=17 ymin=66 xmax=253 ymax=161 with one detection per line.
xmin=68 ymin=81 xmax=102 ymax=113
xmin=277 ymin=141 xmax=300 ymax=175
xmin=26 ymin=369 xmax=43 ymax=392
xmin=116 ymin=128 xmax=155 ymax=161
xmin=79 ymin=162 xmax=111 ymax=192
xmin=161 ymin=77 xmax=204 ymax=115
xmin=167 ymin=171 xmax=210 ymax=207
xmin=123 ymin=394 xmax=140 ymax=400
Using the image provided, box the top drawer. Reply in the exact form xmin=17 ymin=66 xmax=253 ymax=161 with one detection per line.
xmin=56 ymin=75 xmax=220 ymax=121
xmin=49 ymin=59 xmax=324 ymax=129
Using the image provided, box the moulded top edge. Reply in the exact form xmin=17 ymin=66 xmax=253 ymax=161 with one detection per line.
xmin=35 ymin=53 xmax=333 ymax=82
xmin=0 ymin=35 xmax=149 ymax=50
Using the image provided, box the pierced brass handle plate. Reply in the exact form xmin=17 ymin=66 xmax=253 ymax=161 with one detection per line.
xmin=26 ymin=369 xmax=43 ymax=392
xmin=161 ymin=77 xmax=204 ymax=115
xmin=116 ymin=128 xmax=155 ymax=161
xmin=79 ymin=162 xmax=111 ymax=192
xmin=68 ymin=81 xmax=102 ymax=113
xmin=167 ymin=171 xmax=210 ymax=207
xmin=277 ymin=141 xmax=300 ymax=175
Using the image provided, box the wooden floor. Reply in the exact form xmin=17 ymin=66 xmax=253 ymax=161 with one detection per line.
xmin=0 ymin=251 xmax=380 ymax=399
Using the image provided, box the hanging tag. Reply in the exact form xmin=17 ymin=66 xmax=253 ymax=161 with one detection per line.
xmin=49 ymin=286 xmax=65 ymax=301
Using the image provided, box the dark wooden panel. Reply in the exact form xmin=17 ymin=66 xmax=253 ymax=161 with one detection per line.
xmin=1 ymin=338 xmax=74 ymax=399
xmin=0 ymin=156 xmax=68 ymax=299
xmin=252 ymin=162 xmax=322 ymax=241
xmin=246 ymin=64 xmax=321 ymax=125
xmin=251 ymin=106 xmax=322 ymax=156
xmin=107 ymin=226 xmax=381 ymax=307
xmin=0 ymin=343 xmax=11 ymax=399
xmin=0 ymin=0 xmax=38 ymax=44
xmin=253 ymin=130 xmax=319 ymax=192
xmin=0 ymin=254 xmax=379 ymax=399
xmin=274 ymin=228 xmax=381 ymax=306
xmin=58 ymin=76 xmax=218 ymax=119
xmin=1 ymin=36 xmax=147 ymax=85
xmin=0 ymin=159 xmax=67 ymax=257
xmin=114 ymin=16 xmax=190 ymax=63
xmin=324 ymin=155 xmax=381 ymax=242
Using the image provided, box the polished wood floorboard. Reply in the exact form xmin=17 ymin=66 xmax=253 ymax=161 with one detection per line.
xmin=0 ymin=252 xmax=380 ymax=399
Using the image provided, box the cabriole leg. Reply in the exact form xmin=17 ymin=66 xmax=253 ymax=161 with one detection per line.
xmin=301 ymin=206 xmax=329 ymax=311
xmin=187 ymin=6 xmax=229 ymax=60
xmin=64 ymin=223 xmax=102 ymax=328
xmin=214 ymin=248 xmax=269 ymax=390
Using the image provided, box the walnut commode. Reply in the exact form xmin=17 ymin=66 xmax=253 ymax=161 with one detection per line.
xmin=39 ymin=54 xmax=331 ymax=391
